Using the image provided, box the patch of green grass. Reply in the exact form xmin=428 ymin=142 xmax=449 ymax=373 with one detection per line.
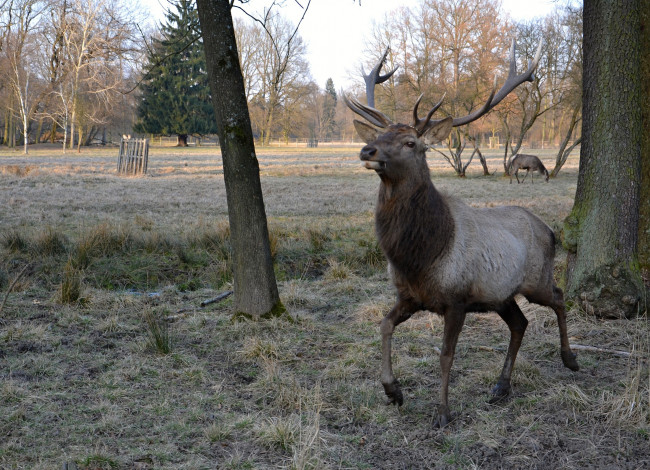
xmin=2 ymin=230 xmax=31 ymax=253
xmin=33 ymin=226 xmax=68 ymax=256
xmin=205 ymin=422 xmax=232 ymax=443
xmin=79 ymin=454 xmax=119 ymax=469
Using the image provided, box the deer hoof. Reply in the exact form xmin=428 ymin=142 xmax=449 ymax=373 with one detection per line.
xmin=382 ymin=380 xmax=404 ymax=406
xmin=434 ymin=405 xmax=452 ymax=428
xmin=561 ymin=350 xmax=580 ymax=371
xmin=489 ymin=381 xmax=512 ymax=404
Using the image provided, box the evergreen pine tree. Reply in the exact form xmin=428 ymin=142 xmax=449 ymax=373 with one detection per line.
xmin=134 ymin=0 xmax=216 ymax=146
xmin=322 ymin=78 xmax=338 ymax=140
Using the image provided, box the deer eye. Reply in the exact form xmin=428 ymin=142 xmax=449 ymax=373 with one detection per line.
xmin=405 ymin=141 xmax=416 ymax=148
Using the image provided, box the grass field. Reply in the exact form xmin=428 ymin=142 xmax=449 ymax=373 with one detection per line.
xmin=0 ymin=144 xmax=648 ymax=469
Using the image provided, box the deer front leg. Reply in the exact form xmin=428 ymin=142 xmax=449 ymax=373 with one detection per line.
xmin=380 ymin=298 xmax=418 ymax=406
xmin=435 ymin=307 xmax=466 ymax=428
xmin=521 ymin=169 xmax=530 ymax=183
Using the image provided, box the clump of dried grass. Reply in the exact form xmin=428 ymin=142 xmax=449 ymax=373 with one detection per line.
xmin=2 ymin=230 xmax=31 ymax=253
xmin=305 ymin=227 xmax=330 ymax=252
xmin=33 ymin=227 xmax=68 ymax=256
xmin=72 ymin=223 xmax=134 ymax=269
xmin=1 ymin=165 xmax=35 ymax=177
xmin=597 ymin=317 xmax=650 ymax=427
xmin=256 ymin=415 xmax=300 ymax=451
xmin=353 ymin=300 xmax=392 ymax=323
xmin=59 ymin=259 xmax=82 ymax=304
xmin=324 ymin=259 xmax=354 ymax=280
xmin=142 ymin=308 xmax=172 ymax=354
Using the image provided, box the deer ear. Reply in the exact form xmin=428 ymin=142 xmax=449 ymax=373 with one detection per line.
xmin=353 ymin=120 xmax=380 ymax=144
xmin=421 ymin=117 xmax=453 ymax=145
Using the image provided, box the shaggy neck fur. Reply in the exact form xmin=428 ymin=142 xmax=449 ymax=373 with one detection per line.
xmin=375 ymin=176 xmax=454 ymax=283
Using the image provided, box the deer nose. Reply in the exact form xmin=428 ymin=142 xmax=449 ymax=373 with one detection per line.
xmin=360 ymin=145 xmax=377 ymax=160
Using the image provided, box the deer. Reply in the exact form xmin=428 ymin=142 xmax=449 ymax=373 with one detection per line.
xmin=344 ymin=40 xmax=579 ymax=428
xmin=509 ymin=154 xmax=550 ymax=184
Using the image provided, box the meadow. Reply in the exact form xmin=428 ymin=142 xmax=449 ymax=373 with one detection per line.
xmin=0 ymin=144 xmax=648 ymax=469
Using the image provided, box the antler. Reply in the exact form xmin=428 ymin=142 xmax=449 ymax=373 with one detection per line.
xmin=362 ymin=47 xmax=399 ymax=108
xmin=412 ymin=93 xmax=446 ymax=133
xmin=413 ymin=39 xmax=543 ymax=132
xmin=347 ymin=39 xmax=542 ymax=136
xmin=342 ymin=94 xmax=394 ymax=128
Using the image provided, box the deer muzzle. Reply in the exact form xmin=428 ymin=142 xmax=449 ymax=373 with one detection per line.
xmin=360 ymin=145 xmax=386 ymax=171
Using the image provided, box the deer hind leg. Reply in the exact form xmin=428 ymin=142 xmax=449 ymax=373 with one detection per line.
xmin=551 ymin=286 xmax=580 ymax=371
xmin=490 ymin=299 xmax=528 ymax=403
xmin=380 ymin=298 xmax=418 ymax=406
xmin=435 ymin=307 xmax=467 ymax=428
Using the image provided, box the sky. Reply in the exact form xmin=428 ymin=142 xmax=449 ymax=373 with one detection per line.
xmin=140 ymin=0 xmax=557 ymax=89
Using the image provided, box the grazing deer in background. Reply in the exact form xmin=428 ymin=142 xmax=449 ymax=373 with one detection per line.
xmin=510 ymin=154 xmax=550 ymax=184
xmin=345 ymin=40 xmax=579 ymax=428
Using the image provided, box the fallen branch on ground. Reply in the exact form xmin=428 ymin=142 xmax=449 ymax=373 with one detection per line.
xmin=200 ymin=290 xmax=233 ymax=307
xmin=570 ymin=343 xmax=633 ymax=358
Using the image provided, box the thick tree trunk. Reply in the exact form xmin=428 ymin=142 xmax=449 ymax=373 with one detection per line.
xmin=177 ymin=134 xmax=189 ymax=147
xmin=196 ymin=0 xmax=283 ymax=319
xmin=639 ymin=0 xmax=650 ymax=277
xmin=563 ymin=1 xmax=644 ymax=318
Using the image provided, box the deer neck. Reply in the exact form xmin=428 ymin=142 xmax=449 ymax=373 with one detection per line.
xmin=375 ymin=177 xmax=454 ymax=281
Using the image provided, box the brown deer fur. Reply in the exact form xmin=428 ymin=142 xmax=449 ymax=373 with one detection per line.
xmin=509 ymin=153 xmax=550 ymax=184
xmin=353 ymin=118 xmax=579 ymax=428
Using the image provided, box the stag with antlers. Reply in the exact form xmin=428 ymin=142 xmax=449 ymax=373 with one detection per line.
xmin=345 ymin=40 xmax=578 ymax=428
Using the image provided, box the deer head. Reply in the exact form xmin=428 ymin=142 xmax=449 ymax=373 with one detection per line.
xmin=345 ymin=39 xmax=543 ymax=176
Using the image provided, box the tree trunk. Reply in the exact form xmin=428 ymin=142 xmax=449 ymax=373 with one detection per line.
xmin=77 ymin=125 xmax=83 ymax=153
xmin=196 ymin=0 xmax=283 ymax=319
xmin=639 ymin=0 xmax=650 ymax=277
xmin=563 ymin=1 xmax=644 ymax=318
xmin=177 ymin=134 xmax=189 ymax=147
xmin=50 ymin=119 xmax=57 ymax=143
xmin=69 ymin=106 xmax=75 ymax=150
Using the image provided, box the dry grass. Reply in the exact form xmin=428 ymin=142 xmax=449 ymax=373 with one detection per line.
xmin=0 ymin=144 xmax=648 ymax=469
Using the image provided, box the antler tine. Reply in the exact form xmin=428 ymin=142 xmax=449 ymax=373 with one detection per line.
xmin=413 ymin=93 xmax=446 ymax=133
xmin=363 ymin=47 xmax=399 ymax=108
xmin=452 ymin=39 xmax=543 ymax=127
xmin=374 ymin=48 xmax=399 ymax=84
xmin=343 ymin=94 xmax=394 ymax=128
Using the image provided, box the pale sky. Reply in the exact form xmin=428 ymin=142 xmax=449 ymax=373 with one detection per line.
xmin=140 ymin=0 xmax=557 ymax=89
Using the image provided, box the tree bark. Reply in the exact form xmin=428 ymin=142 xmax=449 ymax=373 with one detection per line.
xmin=639 ymin=0 xmax=650 ymax=277
xmin=563 ymin=0 xmax=644 ymax=318
xmin=196 ymin=0 xmax=283 ymax=318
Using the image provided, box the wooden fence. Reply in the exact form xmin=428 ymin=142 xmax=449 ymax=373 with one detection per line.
xmin=117 ymin=138 xmax=149 ymax=175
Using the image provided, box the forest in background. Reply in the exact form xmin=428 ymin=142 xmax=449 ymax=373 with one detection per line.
xmin=0 ymin=0 xmax=581 ymax=167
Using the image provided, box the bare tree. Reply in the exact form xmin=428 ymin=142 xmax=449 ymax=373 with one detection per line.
xmin=233 ymin=17 xmax=262 ymax=101
xmin=245 ymin=13 xmax=311 ymax=145
xmin=3 ymin=0 xmax=46 ymax=153
xmin=60 ymin=0 xmax=139 ymax=150
xmin=550 ymin=5 xmax=582 ymax=176
xmin=367 ymin=0 xmax=509 ymax=176
xmin=501 ymin=13 xmax=582 ymax=175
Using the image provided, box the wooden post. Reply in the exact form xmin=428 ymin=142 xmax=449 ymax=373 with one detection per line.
xmin=117 ymin=137 xmax=149 ymax=175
